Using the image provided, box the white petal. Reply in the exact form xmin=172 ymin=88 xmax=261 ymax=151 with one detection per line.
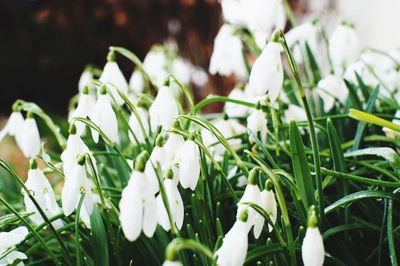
xmin=20 ymin=118 xmax=41 ymax=158
xmin=62 ymin=165 xmax=85 ymax=216
xmin=142 ymin=195 xmax=158 ymax=238
xmin=178 ymin=140 xmax=200 ymax=190
xmin=302 ymin=227 xmax=325 ymax=266
xmin=0 ymin=226 xmax=28 ymax=250
xmin=99 ymin=61 xmax=128 ymax=105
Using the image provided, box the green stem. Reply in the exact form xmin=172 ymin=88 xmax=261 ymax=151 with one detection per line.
xmin=75 ymin=193 xmax=86 ymax=266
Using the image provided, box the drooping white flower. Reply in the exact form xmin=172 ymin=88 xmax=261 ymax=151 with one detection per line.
xmin=259 ymin=185 xmax=278 ymax=232
xmin=149 ymin=86 xmax=179 ymax=132
xmin=220 ymin=0 xmax=247 ymax=26
xmin=0 ymin=226 xmax=29 ymax=266
xmin=68 ymin=90 xmax=96 ymax=136
xmin=143 ymin=48 xmax=168 ymax=87
xmin=172 ymin=57 xmax=192 ymax=85
xmin=285 ymin=21 xmax=320 ymax=63
xmin=329 ymin=23 xmax=360 ymax=71
xmin=78 ymin=68 xmax=93 ymax=93
xmin=61 ymin=156 xmax=94 ymax=218
xmin=215 ymin=209 xmax=250 ymax=266
xmin=129 ymin=71 xmax=145 ymax=94
xmin=248 ymin=41 xmax=283 ymax=102
xmin=23 ymin=163 xmax=63 ymax=229
xmin=209 ymin=24 xmax=247 ymax=79
xmin=247 ymin=109 xmax=268 ymax=143
xmin=190 ymin=66 xmax=208 ymax=87
xmin=20 ymin=115 xmax=41 ymax=158
xmin=174 ymin=139 xmax=200 ymax=190
xmin=89 ymin=89 xmax=119 ymax=144
xmin=224 ymin=87 xmax=249 ymax=118
xmin=302 ymin=226 xmax=325 ymax=266
xmin=284 ymin=104 xmax=307 ymax=122
xmin=128 ymin=107 xmax=150 ymax=144
xmin=156 ymin=178 xmax=184 ymax=231
xmin=162 ymin=260 xmax=183 ymax=266
xmin=119 ymin=170 xmax=157 ymax=241
xmin=316 ymin=74 xmax=348 ymax=112
xmin=0 ymin=111 xmax=24 ymax=146
xmin=343 ymin=60 xmax=378 ymax=88
xmin=99 ymin=54 xmax=129 ymax=106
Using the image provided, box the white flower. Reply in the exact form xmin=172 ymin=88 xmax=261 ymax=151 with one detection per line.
xmin=61 ymin=160 xmax=94 ymax=218
xmin=156 ymin=178 xmax=184 ymax=231
xmin=343 ymin=60 xmax=378 ymax=87
xmin=172 ymin=57 xmax=192 ymax=85
xmin=247 ymin=109 xmax=267 ymax=143
xmin=329 ymin=23 xmax=360 ymax=71
xmin=285 ymin=21 xmax=320 ymax=63
xmin=215 ymin=215 xmax=249 ymax=266
xmin=21 ymin=116 xmax=41 ymax=158
xmin=237 ymin=183 xmax=263 ymax=238
xmin=129 ymin=71 xmax=145 ymax=94
xmin=149 ymin=86 xmax=179 ymax=132
xmin=119 ymin=171 xmax=157 ymax=241
xmin=316 ymin=74 xmax=348 ymax=112
xmin=209 ymin=24 xmax=247 ymax=79
xmin=220 ymin=0 xmax=247 ymax=26
xmin=224 ymin=88 xmax=249 ymax=118
xmin=99 ymin=60 xmax=129 ymax=106
xmin=162 ymin=260 xmax=183 ymax=266
xmin=78 ymin=68 xmax=93 ymax=93
xmin=23 ymin=167 xmax=63 ymax=229
xmin=302 ymin=227 xmax=325 ymax=266
xmin=128 ymin=107 xmax=150 ymax=144
xmin=69 ymin=92 xmax=96 ymax=136
xmin=259 ymin=188 xmax=277 ymax=232
xmin=284 ymin=104 xmax=307 ymax=121
xmin=0 ymin=111 xmax=24 ymax=146
xmin=0 ymin=226 xmax=29 ymax=266
xmin=143 ymin=49 xmax=168 ymax=87
xmin=190 ymin=66 xmax=208 ymax=87
xmin=174 ymin=140 xmax=200 ymax=190
xmin=248 ymin=41 xmax=283 ymax=102
xmin=89 ymin=92 xmax=119 ymax=143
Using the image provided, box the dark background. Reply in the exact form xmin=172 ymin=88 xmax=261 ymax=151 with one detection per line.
xmin=0 ymin=0 xmax=305 ymax=114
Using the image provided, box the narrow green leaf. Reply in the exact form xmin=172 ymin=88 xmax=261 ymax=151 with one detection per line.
xmin=90 ymin=205 xmax=110 ymax=266
xmin=305 ymin=41 xmax=321 ymax=85
xmin=344 ymin=79 xmax=363 ymax=110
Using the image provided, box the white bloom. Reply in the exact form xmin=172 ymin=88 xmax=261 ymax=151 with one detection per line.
xmin=143 ymin=49 xmax=168 ymax=87
xmin=316 ymin=74 xmax=348 ymax=112
xmin=247 ymin=109 xmax=267 ymax=143
xmin=284 ymin=104 xmax=307 ymax=121
xmin=343 ymin=60 xmax=378 ymax=87
xmin=90 ymin=93 xmax=119 ymax=143
xmin=23 ymin=168 xmax=63 ymax=229
xmin=162 ymin=260 xmax=183 ymax=266
xmin=0 ymin=112 xmax=24 ymax=146
xmin=21 ymin=117 xmax=41 ymax=158
xmin=0 ymin=226 xmax=28 ymax=266
xmin=172 ymin=57 xmax=192 ymax=85
xmin=249 ymin=41 xmax=283 ymax=102
xmin=237 ymin=183 xmax=263 ymax=238
xmin=191 ymin=66 xmax=208 ymax=87
xmin=99 ymin=61 xmax=129 ymax=105
xmin=156 ymin=178 xmax=184 ymax=231
xmin=302 ymin=227 xmax=325 ymax=266
xmin=129 ymin=71 xmax=145 ymax=94
xmin=78 ymin=69 xmax=93 ymax=93
xmin=128 ymin=107 xmax=150 ymax=144
xmin=175 ymin=140 xmax=200 ymax=190
xmin=285 ymin=21 xmax=320 ymax=63
xmin=260 ymin=188 xmax=278 ymax=232
xmin=220 ymin=0 xmax=247 ymax=26
xmin=209 ymin=24 xmax=247 ymax=79
xmin=62 ymin=162 xmax=94 ymax=218
xmin=119 ymin=171 xmax=157 ymax=241
xmin=215 ymin=218 xmax=249 ymax=266
xmin=329 ymin=24 xmax=360 ymax=70
xmin=224 ymin=88 xmax=249 ymax=118
xmin=149 ymin=86 xmax=179 ymax=132
xmin=61 ymin=132 xmax=93 ymax=178
xmin=69 ymin=93 xmax=96 ymax=136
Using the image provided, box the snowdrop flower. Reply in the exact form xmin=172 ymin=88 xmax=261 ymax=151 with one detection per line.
xmin=99 ymin=51 xmax=129 ymax=105
xmin=248 ymin=36 xmax=283 ymax=102
xmin=215 ymin=208 xmax=250 ymax=266
xmin=220 ymin=0 xmax=247 ymax=26
xmin=329 ymin=23 xmax=360 ymax=71
xmin=21 ymin=113 xmax=41 ymax=158
xmin=209 ymin=24 xmax=247 ymax=79
xmin=23 ymin=159 xmax=63 ymax=229
xmin=172 ymin=57 xmax=192 ymax=85
xmin=316 ymin=74 xmax=348 ymax=112
xmin=89 ymin=86 xmax=119 ymax=143
xmin=260 ymin=180 xmax=278 ymax=232
xmin=224 ymin=87 xmax=249 ymax=118
xmin=78 ymin=67 xmax=93 ymax=93
xmin=237 ymin=170 xmax=263 ymax=238
xmin=302 ymin=206 xmax=325 ymax=266
xmin=156 ymin=176 xmax=184 ymax=231
xmin=69 ymin=86 xmax=95 ymax=136
xmin=149 ymin=86 xmax=179 ymax=132
xmin=344 ymin=60 xmax=378 ymax=88
xmin=0 ymin=111 xmax=24 ymax=146
xmin=128 ymin=107 xmax=150 ymax=144
xmin=284 ymin=104 xmax=307 ymax=122
xmin=247 ymin=108 xmax=268 ymax=143
xmin=129 ymin=70 xmax=145 ymax=94
xmin=190 ymin=66 xmax=208 ymax=87
xmin=119 ymin=151 xmax=157 ymax=242
xmin=162 ymin=260 xmax=182 ymax=266
xmin=0 ymin=226 xmax=29 ymax=266
xmin=62 ymin=154 xmax=94 ymax=218
xmin=143 ymin=48 xmax=168 ymax=87
xmin=174 ymin=137 xmax=200 ymax=190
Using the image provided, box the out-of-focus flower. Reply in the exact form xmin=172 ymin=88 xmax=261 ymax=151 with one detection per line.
xmin=21 ymin=114 xmax=41 ymax=158
xmin=162 ymin=260 xmax=183 ymax=266
xmin=128 ymin=107 xmax=150 ymax=144
xmin=0 ymin=227 xmax=29 ymax=266
xmin=316 ymin=74 xmax=348 ymax=112
xmin=209 ymin=24 xmax=247 ymax=79
xmin=225 ymin=87 xmax=249 ymax=118
xmin=0 ymin=111 xmax=24 ymax=147
xmin=383 ymin=110 xmax=400 ymax=139
xmin=285 ymin=21 xmax=320 ymax=63
xmin=248 ymin=40 xmax=283 ymax=102
xmin=143 ymin=48 xmax=168 ymax=87
xmin=247 ymin=108 xmax=268 ymax=143
xmin=284 ymin=104 xmax=307 ymax=122
xmin=149 ymin=86 xmax=179 ymax=132
xmin=129 ymin=71 xmax=145 ymax=95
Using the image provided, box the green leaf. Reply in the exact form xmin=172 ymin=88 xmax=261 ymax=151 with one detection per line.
xmin=305 ymin=41 xmax=321 ymax=85
xmin=289 ymin=121 xmax=315 ymax=209
xmin=90 ymin=205 xmax=110 ymax=266
xmin=344 ymin=79 xmax=363 ymax=110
